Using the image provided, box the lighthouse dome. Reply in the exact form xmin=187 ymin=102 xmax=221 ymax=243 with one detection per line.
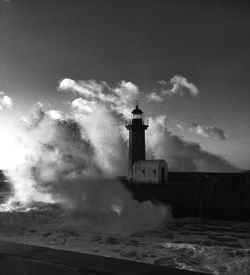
xmin=132 ymin=105 xmax=143 ymax=114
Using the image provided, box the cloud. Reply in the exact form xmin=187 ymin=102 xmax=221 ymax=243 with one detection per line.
xmin=58 ymin=79 xmax=139 ymax=105
xmin=0 ymin=92 xmax=13 ymax=110
xmin=147 ymin=92 xmax=163 ymax=102
xmin=71 ymin=98 xmax=93 ymax=114
xmin=58 ymin=79 xmax=139 ymax=118
xmin=3 ymin=96 xmax=13 ymax=108
xmin=146 ymin=116 xmax=236 ymax=172
xmin=170 ymin=75 xmax=199 ymax=96
xmin=158 ymin=75 xmax=199 ymax=97
xmin=59 ymin=78 xmax=104 ymax=99
xmin=190 ymin=123 xmax=228 ymax=140
xmin=113 ymin=81 xmax=139 ymax=103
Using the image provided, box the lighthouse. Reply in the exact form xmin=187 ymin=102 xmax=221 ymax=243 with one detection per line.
xmin=126 ymin=105 xmax=148 ymax=179
xmin=126 ymin=105 xmax=168 ymax=183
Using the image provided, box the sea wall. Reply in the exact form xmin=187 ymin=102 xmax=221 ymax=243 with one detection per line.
xmin=123 ymin=172 xmax=250 ymax=221
xmin=0 ymin=241 xmax=205 ymax=275
xmin=1 ymin=170 xmax=250 ymax=221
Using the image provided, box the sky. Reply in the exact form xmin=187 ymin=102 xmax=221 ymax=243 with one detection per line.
xmin=0 ymin=0 xmax=250 ymax=171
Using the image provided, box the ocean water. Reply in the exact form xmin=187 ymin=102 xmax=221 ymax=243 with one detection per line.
xmin=0 ymin=182 xmax=250 ymax=274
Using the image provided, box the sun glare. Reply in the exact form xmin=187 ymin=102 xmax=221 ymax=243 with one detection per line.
xmin=0 ymin=126 xmax=25 ymax=170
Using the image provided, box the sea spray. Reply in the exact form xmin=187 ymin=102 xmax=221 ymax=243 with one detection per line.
xmin=1 ymin=104 xmax=170 ymax=233
xmin=1 ymin=177 xmax=170 ymax=234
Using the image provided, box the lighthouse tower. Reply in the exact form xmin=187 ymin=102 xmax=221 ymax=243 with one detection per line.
xmin=126 ymin=105 xmax=148 ymax=179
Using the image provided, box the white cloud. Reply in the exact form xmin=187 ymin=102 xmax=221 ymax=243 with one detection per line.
xmin=170 ymin=75 xmax=199 ymax=96
xmin=2 ymin=96 xmax=13 ymax=108
xmin=0 ymin=92 xmax=13 ymax=110
xmin=59 ymin=79 xmax=139 ymax=104
xmin=58 ymin=78 xmax=95 ymax=98
xmin=114 ymin=81 xmax=139 ymax=103
xmin=147 ymin=92 xmax=163 ymax=102
xmin=158 ymin=75 xmax=199 ymax=97
xmin=190 ymin=123 xmax=228 ymax=140
xmin=71 ymin=98 xmax=94 ymax=114
xmin=58 ymin=78 xmax=139 ymax=119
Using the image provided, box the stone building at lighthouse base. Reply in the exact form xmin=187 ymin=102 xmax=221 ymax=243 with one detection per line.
xmin=133 ymin=159 xmax=168 ymax=183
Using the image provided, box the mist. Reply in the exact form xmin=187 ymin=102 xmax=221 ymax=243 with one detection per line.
xmin=146 ymin=116 xmax=237 ymax=172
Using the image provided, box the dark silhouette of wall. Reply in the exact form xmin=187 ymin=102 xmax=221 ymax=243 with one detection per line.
xmin=1 ymin=170 xmax=250 ymax=220
xmin=123 ymin=172 xmax=250 ymax=221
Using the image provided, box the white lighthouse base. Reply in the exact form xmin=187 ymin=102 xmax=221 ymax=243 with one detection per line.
xmin=132 ymin=159 xmax=168 ymax=183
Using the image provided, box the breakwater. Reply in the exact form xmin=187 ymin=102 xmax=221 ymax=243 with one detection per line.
xmin=123 ymin=172 xmax=250 ymax=221
xmin=1 ymin=170 xmax=250 ymax=221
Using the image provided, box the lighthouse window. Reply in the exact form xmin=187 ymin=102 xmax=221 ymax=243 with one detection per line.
xmin=133 ymin=114 xmax=142 ymax=119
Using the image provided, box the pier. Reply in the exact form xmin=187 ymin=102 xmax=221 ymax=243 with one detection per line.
xmin=0 ymin=241 xmax=206 ymax=275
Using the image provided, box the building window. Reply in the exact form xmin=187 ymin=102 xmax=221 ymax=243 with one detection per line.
xmin=153 ymin=170 xmax=156 ymax=178
xmin=142 ymin=170 xmax=145 ymax=178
